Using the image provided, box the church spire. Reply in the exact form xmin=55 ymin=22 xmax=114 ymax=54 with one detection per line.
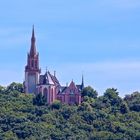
xmin=25 ymin=26 xmax=40 ymax=94
xmin=30 ymin=25 xmax=36 ymax=56
xmin=81 ymin=74 xmax=84 ymax=90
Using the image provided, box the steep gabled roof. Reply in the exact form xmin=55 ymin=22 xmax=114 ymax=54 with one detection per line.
xmin=39 ymin=71 xmax=55 ymax=85
xmin=39 ymin=70 xmax=61 ymax=86
xmin=49 ymin=72 xmax=60 ymax=86
xmin=46 ymin=71 xmax=54 ymax=85
xmin=58 ymin=80 xmax=81 ymax=95
xmin=69 ymin=81 xmax=78 ymax=90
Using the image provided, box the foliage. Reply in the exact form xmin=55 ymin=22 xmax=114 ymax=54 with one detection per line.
xmin=33 ymin=93 xmax=46 ymax=106
xmin=0 ymin=85 xmax=5 ymax=93
xmin=6 ymin=82 xmax=24 ymax=93
xmin=0 ymin=83 xmax=140 ymax=139
xmin=124 ymin=91 xmax=140 ymax=112
xmin=51 ymin=100 xmax=62 ymax=110
xmin=81 ymin=86 xmax=98 ymax=99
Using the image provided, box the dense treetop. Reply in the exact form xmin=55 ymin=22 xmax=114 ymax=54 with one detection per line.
xmin=0 ymin=82 xmax=140 ymax=140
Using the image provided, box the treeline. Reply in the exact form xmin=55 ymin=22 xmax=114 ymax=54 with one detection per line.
xmin=0 ymin=82 xmax=140 ymax=140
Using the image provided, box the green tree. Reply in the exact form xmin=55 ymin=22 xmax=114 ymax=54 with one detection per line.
xmin=1 ymin=131 xmax=18 ymax=140
xmin=51 ymin=100 xmax=62 ymax=110
xmin=120 ymin=102 xmax=129 ymax=114
xmin=6 ymin=82 xmax=24 ymax=93
xmin=81 ymin=86 xmax=98 ymax=99
xmin=33 ymin=93 xmax=46 ymax=106
xmin=104 ymin=88 xmax=122 ymax=106
xmin=0 ymin=85 xmax=5 ymax=93
xmin=124 ymin=91 xmax=140 ymax=112
xmin=1 ymin=83 xmax=140 ymax=140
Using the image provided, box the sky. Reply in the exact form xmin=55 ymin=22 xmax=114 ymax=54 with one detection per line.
xmin=0 ymin=0 xmax=140 ymax=97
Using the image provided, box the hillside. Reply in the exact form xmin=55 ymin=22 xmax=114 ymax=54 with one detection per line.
xmin=0 ymin=83 xmax=140 ymax=140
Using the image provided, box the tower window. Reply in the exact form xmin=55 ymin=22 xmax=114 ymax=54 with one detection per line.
xmin=31 ymin=60 xmax=34 ymax=67
xmin=35 ymin=61 xmax=37 ymax=68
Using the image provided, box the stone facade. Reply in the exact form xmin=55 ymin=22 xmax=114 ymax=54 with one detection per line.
xmin=24 ymin=27 xmax=84 ymax=105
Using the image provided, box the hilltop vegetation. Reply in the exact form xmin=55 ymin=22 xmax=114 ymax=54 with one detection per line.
xmin=0 ymin=82 xmax=140 ymax=140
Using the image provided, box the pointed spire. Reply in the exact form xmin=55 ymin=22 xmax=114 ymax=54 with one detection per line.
xmin=45 ymin=66 xmax=48 ymax=75
xmin=32 ymin=25 xmax=35 ymax=39
xmin=30 ymin=25 xmax=36 ymax=56
xmin=81 ymin=74 xmax=84 ymax=90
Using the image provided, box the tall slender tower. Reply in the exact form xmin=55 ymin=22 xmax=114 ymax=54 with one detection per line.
xmin=25 ymin=26 xmax=40 ymax=94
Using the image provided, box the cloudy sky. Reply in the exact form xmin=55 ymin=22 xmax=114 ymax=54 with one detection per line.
xmin=0 ymin=0 xmax=140 ymax=96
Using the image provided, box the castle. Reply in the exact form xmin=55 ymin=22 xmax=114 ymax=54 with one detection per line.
xmin=24 ymin=27 xmax=84 ymax=105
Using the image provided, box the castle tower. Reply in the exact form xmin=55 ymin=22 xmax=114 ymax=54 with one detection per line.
xmin=25 ymin=26 xmax=40 ymax=94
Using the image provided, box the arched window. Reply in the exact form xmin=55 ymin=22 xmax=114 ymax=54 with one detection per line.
xmin=69 ymin=94 xmax=75 ymax=104
xmin=51 ymin=88 xmax=53 ymax=102
xmin=35 ymin=61 xmax=37 ymax=68
xmin=31 ymin=60 xmax=34 ymax=67
xmin=43 ymin=88 xmax=48 ymax=102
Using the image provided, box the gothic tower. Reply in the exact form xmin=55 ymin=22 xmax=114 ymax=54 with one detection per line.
xmin=25 ymin=26 xmax=40 ymax=94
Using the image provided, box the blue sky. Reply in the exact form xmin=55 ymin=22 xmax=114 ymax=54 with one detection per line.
xmin=0 ymin=0 xmax=140 ymax=96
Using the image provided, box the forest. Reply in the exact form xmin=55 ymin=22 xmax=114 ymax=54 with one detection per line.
xmin=0 ymin=82 xmax=140 ymax=140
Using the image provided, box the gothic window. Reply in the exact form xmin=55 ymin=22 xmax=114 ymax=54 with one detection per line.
xmin=31 ymin=60 xmax=34 ymax=67
xmin=69 ymin=95 xmax=75 ymax=104
xmin=51 ymin=88 xmax=53 ymax=101
xmin=35 ymin=61 xmax=37 ymax=68
xmin=43 ymin=88 xmax=48 ymax=101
